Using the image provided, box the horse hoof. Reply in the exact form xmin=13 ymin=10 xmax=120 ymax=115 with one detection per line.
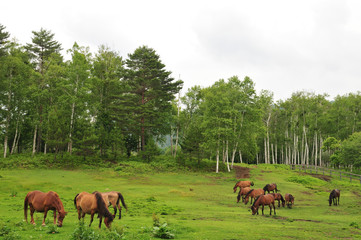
xmin=42 ymin=223 xmax=46 ymax=226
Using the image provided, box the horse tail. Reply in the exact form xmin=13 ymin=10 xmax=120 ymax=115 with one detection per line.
xmin=24 ymin=193 xmax=29 ymax=222
xmin=74 ymin=193 xmax=79 ymax=208
xmin=117 ymin=192 xmax=128 ymax=211
xmin=94 ymin=192 xmax=114 ymax=222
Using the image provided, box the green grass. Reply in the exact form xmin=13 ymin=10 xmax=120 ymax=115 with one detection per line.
xmin=0 ymin=164 xmax=361 ymax=239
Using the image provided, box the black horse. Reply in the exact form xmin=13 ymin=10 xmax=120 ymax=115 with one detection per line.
xmin=329 ymin=189 xmax=340 ymax=206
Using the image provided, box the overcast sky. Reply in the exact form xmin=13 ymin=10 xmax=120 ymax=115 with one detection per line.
xmin=2 ymin=0 xmax=361 ymax=101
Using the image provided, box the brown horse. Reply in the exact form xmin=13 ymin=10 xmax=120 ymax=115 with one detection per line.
xmin=233 ymin=180 xmax=254 ymax=193
xmin=236 ymin=187 xmax=251 ymax=203
xmin=74 ymin=191 xmax=114 ymax=228
xmin=97 ymin=191 xmax=128 ymax=219
xmin=251 ymin=194 xmax=276 ymax=215
xmin=329 ymin=189 xmax=340 ymax=206
xmin=285 ymin=193 xmax=295 ymax=208
xmin=270 ymin=193 xmax=285 ymax=207
xmin=263 ymin=183 xmax=278 ymax=193
xmin=24 ymin=190 xmax=67 ymax=227
xmin=244 ymin=189 xmax=265 ymax=205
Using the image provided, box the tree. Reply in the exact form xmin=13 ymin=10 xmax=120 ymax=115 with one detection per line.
xmin=122 ymin=46 xmax=183 ymax=151
xmin=0 ymin=24 xmax=10 ymax=57
xmin=25 ymin=28 xmax=62 ymax=155
xmin=340 ymin=132 xmax=361 ymax=168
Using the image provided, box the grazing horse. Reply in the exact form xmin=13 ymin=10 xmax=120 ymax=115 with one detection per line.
xmin=263 ymin=183 xmax=278 ymax=193
xmin=74 ymin=191 xmax=114 ymax=228
xmin=236 ymin=187 xmax=251 ymax=203
xmin=233 ymin=180 xmax=254 ymax=193
xmin=270 ymin=193 xmax=285 ymax=207
xmin=329 ymin=189 xmax=340 ymax=206
xmin=24 ymin=190 xmax=67 ymax=227
xmin=244 ymin=189 xmax=265 ymax=205
xmin=97 ymin=191 xmax=128 ymax=219
xmin=251 ymin=194 xmax=276 ymax=215
xmin=285 ymin=193 xmax=295 ymax=208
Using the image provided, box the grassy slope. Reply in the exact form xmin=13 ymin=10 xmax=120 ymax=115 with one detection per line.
xmin=0 ymin=164 xmax=360 ymax=239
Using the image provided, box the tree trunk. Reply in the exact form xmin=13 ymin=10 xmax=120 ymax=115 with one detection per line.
xmin=226 ymin=140 xmax=230 ymax=172
xmin=32 ymin=125 xmax=37 ymax=157
xmin=231 ymin=142 xmax=238 ymax=168
xmin=174 ymin=94 xmax=180 ymax=158
xmin=239 ymin=150 xmax=243 ymax=163
xmin=10 ymin=122 xmax=18 ymax=155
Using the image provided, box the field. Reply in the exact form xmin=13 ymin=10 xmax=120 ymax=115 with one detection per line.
xmin=0 ymin=163 xmax=361 ymax=239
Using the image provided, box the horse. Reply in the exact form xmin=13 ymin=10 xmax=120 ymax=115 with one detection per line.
xmin=263 ymin=183 xmax=278 ymax=193
xmin=270 ymin=193 xmax=285 ymax=207
xmin=24 ymin=190 xmax=67 ymax=227
xmin=97 ymin=191 xmax=128 ymax=219
xmin=251 ymin=194 xmax=276 ymax=215
xmin=74 ymin=191 xmax=114 ymax=228
xmin=329 ymin=189 xmax=340 ymax=206
xmin=244 ymin=189 xmax=265 ymax=205
xmin=285 ymin=193 xmax=295 ymax=208
xmin=233 ymin=180 xmax=254 ymax=193
xmin=236 ymin=187 xmax=251 ymax=203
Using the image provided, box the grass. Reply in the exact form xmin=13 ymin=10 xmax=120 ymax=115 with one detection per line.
xmin=0 ymin=163 xmax=361 ymax=239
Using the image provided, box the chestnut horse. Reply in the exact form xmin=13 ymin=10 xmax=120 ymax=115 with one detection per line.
xmin=329 ymin=189 xmax=340 ymax=206
xmin=251 ymin=194 xmax=276 ymax=215
xmin=244 ymin=189 xmax=265 ymax=205
xmin=285 ymin=193 xmax=295 ymax=208
xmin=24 ymin=190 xmax=67 ymax=227
xmin=263 ymin=183 xmax=278 ymax=193
xmin=270 ymin=193 xmax=285 ymax=207
xmin=74 ymin=191 xmax=114 ymax=228
xmin=97 ymin=191 xmax=128 ymax=219
xmin=233 ymin=180 xmax=254 ymax=193
xmin=236 ymin=187 xmax=251 ymax=203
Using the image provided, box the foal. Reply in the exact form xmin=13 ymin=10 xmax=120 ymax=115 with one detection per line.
xmin=329 ymin=189 xmax=340 ymax=206
xmin=285 ymin=193 xmax=295 ymax=208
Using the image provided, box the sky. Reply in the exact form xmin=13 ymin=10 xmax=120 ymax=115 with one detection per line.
xmin=2 ymin=0 xmax=361 ymax=101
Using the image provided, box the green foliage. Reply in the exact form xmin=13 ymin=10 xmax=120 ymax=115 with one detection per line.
xmin=151 ymin=214 xmax=175 ymax=239
xmin=340 ymin=132 xmax=361 ymax=167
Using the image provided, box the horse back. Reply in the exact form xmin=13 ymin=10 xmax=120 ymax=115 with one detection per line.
xmin=252 ymin=189 xmax=264 ymax=197
xmin=76 ymin=192 xmax=97 ymax=213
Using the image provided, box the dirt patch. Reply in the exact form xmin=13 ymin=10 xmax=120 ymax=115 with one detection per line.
xmin=234 ymin=166 xmax=251 ymax=179
xmin=301 ymin=191 xmax=313 ymax=195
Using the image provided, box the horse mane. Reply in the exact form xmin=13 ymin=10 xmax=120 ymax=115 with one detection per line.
xmin=117 ymin=192 xmax=128 ymax=211
xmin=251 ymin=195 xmax=262 ymax=208
xmin=280 ymin=194 xmax=285 ymax=203
xmin=245 ymin=189 xmax=254 ymax=198
xmin=94 ymin=192 xmax=114 ymax=220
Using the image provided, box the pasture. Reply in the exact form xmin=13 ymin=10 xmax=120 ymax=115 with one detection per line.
xmin=0 ymin=163 xmax=360 ymax=239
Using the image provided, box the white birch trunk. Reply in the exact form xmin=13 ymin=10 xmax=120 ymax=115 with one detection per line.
xmin=32 ymin=125 xmax=37 ymax=157
xmin=239 ymin=150 xmax=243 ymax=163
xmin=226 ymin=140 xmax=230 ymax=172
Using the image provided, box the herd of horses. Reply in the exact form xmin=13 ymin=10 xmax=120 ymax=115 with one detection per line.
xmin=22 ymin=180 xmax=342 ymax=228
xmin=24 ymin=190 xmax=127 ymax=228
xmin=233 ymin=180 xmax=340 ymax=215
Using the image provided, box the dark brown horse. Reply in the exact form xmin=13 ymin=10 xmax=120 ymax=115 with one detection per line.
xmin=244 ymin=189 xmax=265 ymax=205
xmin=285 ymin=193 xmax=295 ymax=208
xmin=263 ymin=183 xmax=278 ymax=193
xmin=270 ymin=193 xmax=285 ymax=207
xmin=24 ymin=190 xmax=67 ymax=227
xmin=236 ymin=187 xmax=251 ymax=203
xmin=74 ymin=191 xmax=114 ymax=228
xmin=329 ymin=189 xmax=340 ymax=206
xmin=251 ymin=194 xmax=276 ymax=215
xmin=233 ymin=180 xmax=254 ymax=193
xmin=97 ymin=191 xmax=128 ymax=219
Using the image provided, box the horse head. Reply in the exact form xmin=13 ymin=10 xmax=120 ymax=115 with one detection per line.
xmin=251 ymin=205 xmax=258 ymax=215
xmin=104 ymin=214 xmax=114 ymax=228
xmin=57 ymin=211 xmax=67 ymax=227
xmin=233 ymin=185 xmax=238 ymax=193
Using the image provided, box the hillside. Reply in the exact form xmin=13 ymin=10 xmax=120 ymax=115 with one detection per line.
xmin=0 ymin=164 xmax=360 ymax=239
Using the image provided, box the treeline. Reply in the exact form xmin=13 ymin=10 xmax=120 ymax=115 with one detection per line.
xmin=1 ymin=24 xmax=361 ymax=171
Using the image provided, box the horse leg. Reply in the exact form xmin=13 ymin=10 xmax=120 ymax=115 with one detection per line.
xmin=269 ymin=205 xmax=272 ymax=215
xmin=42 ymin=208 xmax=48 ymax=226
xmin=53 ymin=210 xmax=57 ymax=225
xmin=30 ymin=206 xmax=36 ymax=225
xmin=98 ymin=216 xmax=103 ymax=228
xmin=89 ymin=212 xmax=95 ymax=227
xmin=262 ymin=205 xmax=264 ymax=215
xmin=77 ymin=207 xmax=82 ymax=220
xmin=273 ymin=202 xmax=276 ymax=215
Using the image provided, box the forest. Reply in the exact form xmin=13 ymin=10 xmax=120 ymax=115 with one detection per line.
xmin=1 ymin=24 xmax=361 ymax=172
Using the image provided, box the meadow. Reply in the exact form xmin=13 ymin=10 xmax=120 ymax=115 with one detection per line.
xmin=0 ymin=162 xmax=361 ymax=239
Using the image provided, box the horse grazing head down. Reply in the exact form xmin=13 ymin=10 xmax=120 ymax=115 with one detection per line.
xmin=57 ymin=211 xmax=67 ymax=227
xmin=329 ymin=189 xmax=340 ymax=206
